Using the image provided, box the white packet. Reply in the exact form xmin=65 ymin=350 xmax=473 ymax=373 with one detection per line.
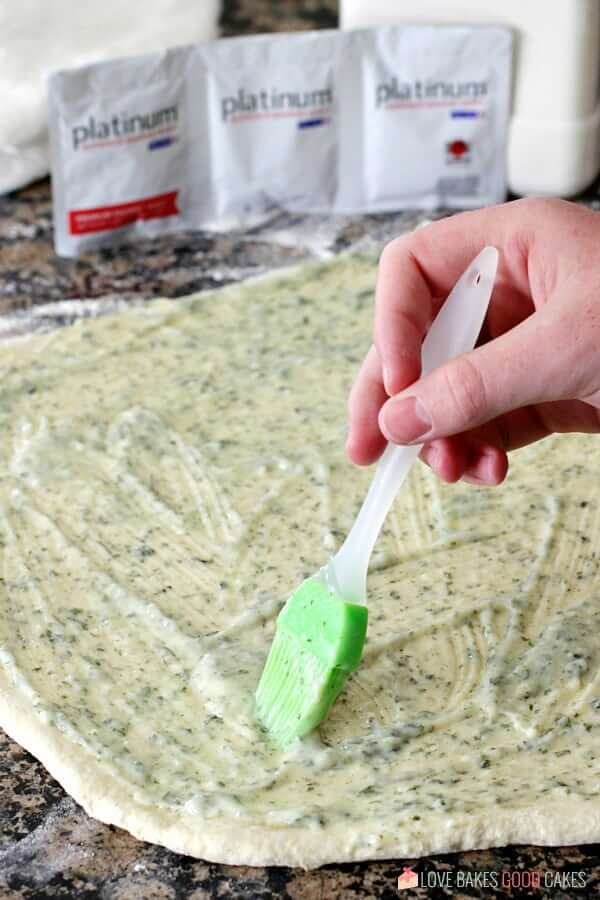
xmin=342 ymin=26 xmax=513 ymax=211
xmin=49 ymin=26 xmax=512 ymax=257
xmin=191 ymin=32 xmax=340 ymax=227
xmin=49 ymin=48 xmax=193 ymax=256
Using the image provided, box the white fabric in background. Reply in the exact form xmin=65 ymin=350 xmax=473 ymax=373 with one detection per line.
xmin=0 ymin=0 xmax=220 ymax=193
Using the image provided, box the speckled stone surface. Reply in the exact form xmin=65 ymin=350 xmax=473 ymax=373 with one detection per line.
xmin=1 ymin=1 xmax=600 ymax=897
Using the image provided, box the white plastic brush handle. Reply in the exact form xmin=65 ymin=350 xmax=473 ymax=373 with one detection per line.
xmin=329 ymin=246 xmax=499 ymax=605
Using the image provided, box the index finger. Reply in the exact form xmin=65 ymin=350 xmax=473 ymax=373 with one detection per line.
xmin=374 ymin=200 xmax=533 ymax=396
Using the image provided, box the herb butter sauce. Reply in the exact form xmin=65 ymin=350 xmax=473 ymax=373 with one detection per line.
xmin=0 ymin=256 xmax=598 ymax=866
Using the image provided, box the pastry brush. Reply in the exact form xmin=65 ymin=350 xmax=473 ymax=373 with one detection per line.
xmin=256 ymin=247 xmax=499 ymax=744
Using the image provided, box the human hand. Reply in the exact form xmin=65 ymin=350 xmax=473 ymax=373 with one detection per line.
xmin=347 ymin=198 xmax=600 ymax=485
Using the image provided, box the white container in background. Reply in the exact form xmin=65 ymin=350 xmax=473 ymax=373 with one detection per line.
xmin=0 ymin=0 xmax=220 ymax=194
xmin=341 ymin=0 xmax=600 ymax=197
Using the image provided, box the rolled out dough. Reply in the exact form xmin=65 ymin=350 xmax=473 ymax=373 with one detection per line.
xmin=0 ymin=255 xmax=599 ymax=867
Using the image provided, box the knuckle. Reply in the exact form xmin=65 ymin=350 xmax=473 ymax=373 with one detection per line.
xmin=378 ymin=234 xmax=411 ymax=271
xmin=560 ymin=303 xmax=600 ymax=398
xmin=517 ymin=195 xmax=565 ymax=221
xmin=442 ymin=356 xmax=487 ymax=426
xmin=397 ymin=306 xmax=427 ymax=340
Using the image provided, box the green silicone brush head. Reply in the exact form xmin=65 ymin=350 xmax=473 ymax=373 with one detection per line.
xmin=255 ymin=577 xmax=368 ymax=745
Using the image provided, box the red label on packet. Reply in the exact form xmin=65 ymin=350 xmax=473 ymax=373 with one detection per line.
xmin=68 ymin=190 xmax=179 ymax=235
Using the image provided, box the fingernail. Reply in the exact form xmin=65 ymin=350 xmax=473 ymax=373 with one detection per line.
xmin=381 ymin=397 xmax=432 ymax=443
xmin=421 ymin=444 xmax=439 ymax=470
xmin=383 ymin=366 xmax=393 ymax=395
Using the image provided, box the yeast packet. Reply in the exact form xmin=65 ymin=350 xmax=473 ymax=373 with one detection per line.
xmin=48 ymin=26 xmax=512 ymax=257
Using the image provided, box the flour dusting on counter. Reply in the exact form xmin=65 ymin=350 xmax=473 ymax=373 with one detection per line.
xmin=0 ymin=255 xmax=599 ymax=867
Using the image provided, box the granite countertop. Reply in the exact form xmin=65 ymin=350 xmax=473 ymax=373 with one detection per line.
xmin=1 ymin=1 xmax=600 ymax=897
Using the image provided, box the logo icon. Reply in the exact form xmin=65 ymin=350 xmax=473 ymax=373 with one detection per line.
xmin=398 ymin=866 xmax=419 ymax=890
xmin=446 ymin=139 xmax=471 ymax=163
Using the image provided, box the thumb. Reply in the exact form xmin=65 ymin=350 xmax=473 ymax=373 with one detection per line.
xmin=379 ymin=308 xmax=566 ymax=444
